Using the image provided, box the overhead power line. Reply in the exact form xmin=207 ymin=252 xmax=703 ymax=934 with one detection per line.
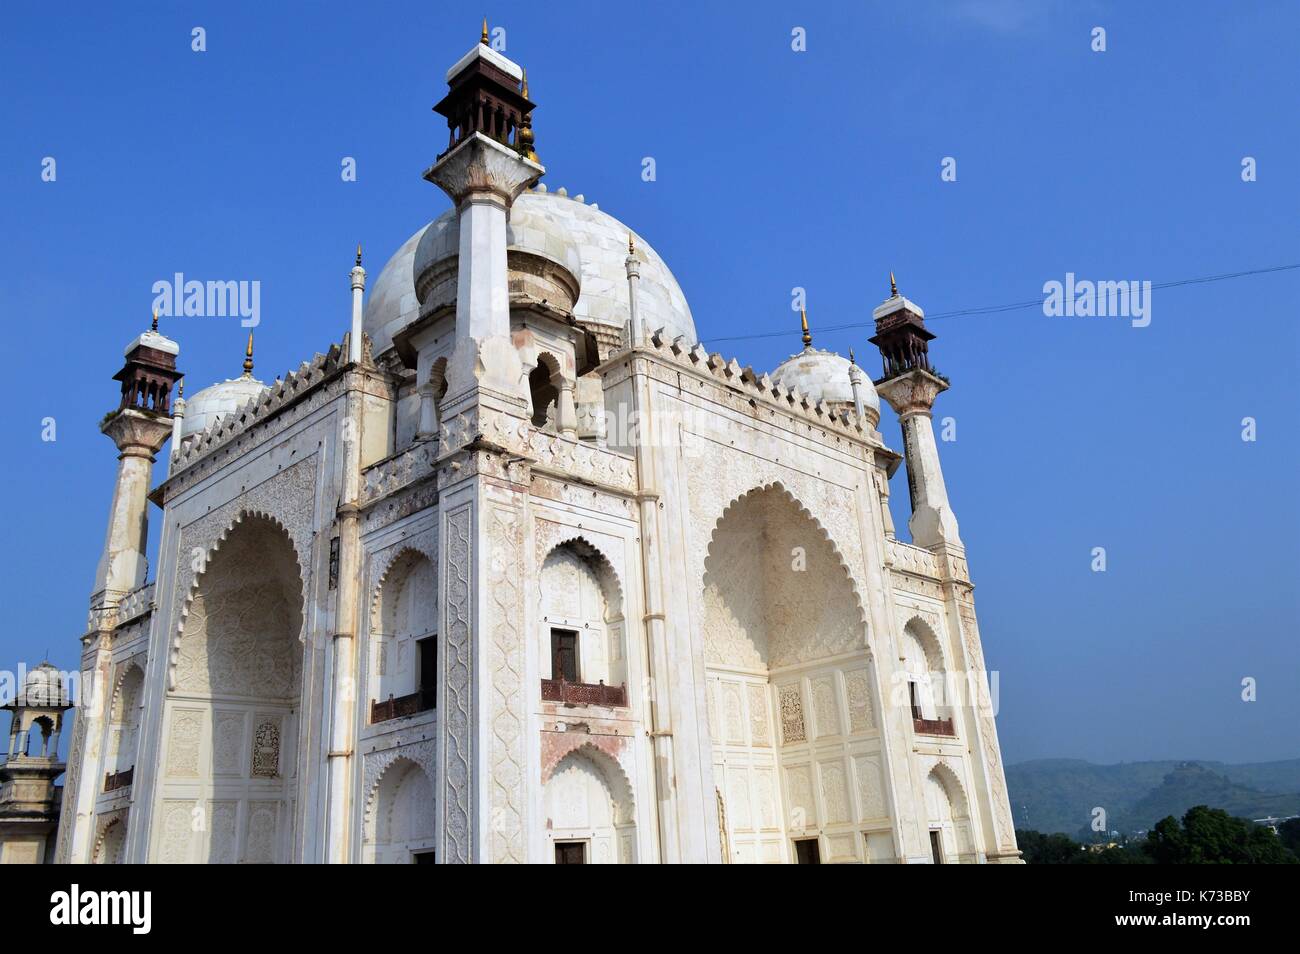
xmin=702 ymin=262 xmax=1300 ymax=345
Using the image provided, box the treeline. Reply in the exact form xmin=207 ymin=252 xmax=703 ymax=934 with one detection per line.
xmin=1018 ymin=805 xmax=1300 ymax=864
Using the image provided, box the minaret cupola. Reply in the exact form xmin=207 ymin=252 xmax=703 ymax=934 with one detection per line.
xmin=112 ymin=311 xmax=183 ymax=415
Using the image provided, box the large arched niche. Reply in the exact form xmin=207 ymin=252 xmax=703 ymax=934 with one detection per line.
xmin=701 ymin=485 xmax=881 ymax=865
xmin=155 ymin=512 xmax=305 ymax=864
xmin=702 ymin=485 xmax=867 ymax=671
xmin=364 ymin=757 xmax=436 ymax=863
xmin=368 ymin=547 xmax=437 ymax=709
xmin=541 ymin=744 xmax=636 ymax=864
xmin=536 ymin=538 xmax=627 ymax=689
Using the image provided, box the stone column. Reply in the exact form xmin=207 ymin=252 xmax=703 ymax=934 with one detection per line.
xmin=556 ymin=381 xmax=578 ymax=437
xmin=874 ymin=370 xmax=961 ymax=548
xmin=416 ymin=381 xmax=440 ymax=441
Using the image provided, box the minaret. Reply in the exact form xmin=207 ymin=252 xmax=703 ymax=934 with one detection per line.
xmin=625 ymin=233 xmax=641 ymax=347
xmin=349 ymin=243 xmax=366 ymax=362
xmin=869 ymin=275 xmax=960 ymax=548
xmin=423 ymin=23 xmax=544 ymax=413
xmin=94 ymin=314 xmax=182 ymax=606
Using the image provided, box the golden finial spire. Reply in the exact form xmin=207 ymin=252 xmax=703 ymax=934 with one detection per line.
xmin=800 ymin=307 xmax=812 ymax=348
xmin=628 ymin=233 xmax=635 ymax=255
xmin=242 ymin=332 xmax=255 ymax=377
xmin=890 ymin=271 xmax=898 ymax=297
xmin=178 ymin=378 xmax=184 ymax=398
xmin=481 ymin=17 xmax=489 ymax=44
xmin=151 ymin=309 xmax=158 ymax=332
xmin=355 ymin=242 xmax=363 ymax=267
xmin=521 ymin=68 xmax=530 ymax=99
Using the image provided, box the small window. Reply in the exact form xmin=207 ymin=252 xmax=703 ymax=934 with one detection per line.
xmin=418 ymin=635 xmax=437 ymax=708
xmin=908 ymin=681 xmax=922 ymax=721
xmin=929 ymin=830 xmax=944 ymax=865
xmin=794 ymin=838 xmax=821 ymax=865
xmin=551 ymin=629 xmax=579 ymax=682
xmin=555 ymin=841 xmax=586 ymax=865
xmin=412 ymin=850 xmax=436 ymax=864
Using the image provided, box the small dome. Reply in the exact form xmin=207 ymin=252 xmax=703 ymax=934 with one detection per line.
xmin=364 ymin=189 xmax=697 ymax=357
xmin=180 ymin=375 xmax=268 ymax=439
xmin=24 ymin=662 xmax=67 ymax=707
xmin=771 ymin=346 xmax=879 ymax=418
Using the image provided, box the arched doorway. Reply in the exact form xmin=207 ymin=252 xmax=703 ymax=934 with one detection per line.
xmin=702 ymin=486 xmax=882 ymax=863
xmin=924 ymin=764 xmax=975 ymax=863
xmin=155 ymin=514 xmax=304 ymax=863
xmin=364 ymin=758 xmax=435 ymax=863
xmin=542 ymin=746 xmax=635 ymax=864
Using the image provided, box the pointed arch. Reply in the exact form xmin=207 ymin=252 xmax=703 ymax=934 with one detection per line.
xmin=537 ymin=536 xmax=627 ymax=689
xmin=900 ymin=614 xmax=947 ymax=674
xmin=106 ymin=662 xmax=145 ymax=776
xmin=536 ymin=534 xmax=625 ymax=619
xmin=168 ymin=509 xmax=310 ymax=692
xmin=363 ymin=756 xmax=436 ymax=863
xmin=543 ymin=742 xmax=636 ymax=827
xmin=93 ymin=815 xmax=127 ymax=865
xmin=367 ymin=546 xmax=437 ymax=708
xmin=706 ymin=481 xmax=869 ymax=638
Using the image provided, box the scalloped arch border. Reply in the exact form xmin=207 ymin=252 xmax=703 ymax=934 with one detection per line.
xmin=167 ymin=509 xmax=309 ymax=693
xmin=704 ymin=480 xmax=870 ymax=638
xmin=92 ymin=812 xmax=127 ymax=864
xmin=363 ymin=753 xmax=435 ymax=835
xmin=536 ymin=533 xmax=626 ymax=620
xmin=900 ymin=613 xmax=948 ymax=673
xmin=368 ymin=543 xmax=438 ymax=634
xmin=925 ymin=758 xmax=972 ymax=820
xmin=542 ymin=739 xmax=636 ymax=824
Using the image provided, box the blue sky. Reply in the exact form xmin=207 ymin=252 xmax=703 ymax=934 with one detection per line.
xmin=1 ymin=1 xmax=1296 ymax=766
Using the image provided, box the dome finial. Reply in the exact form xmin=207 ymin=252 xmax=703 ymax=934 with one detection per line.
xmin=151 ymin=309 xmax=158 ymax=332
xmin=242 ymin=331 xmax=255 ymax=377
xmin=481 ymin=17 xmax=489 ymax=44
xmin=849 ymin=347 xmax=857 ymax=366
xmin=178 ymin=378 xmax=184 ymax=399
xmin=800 ymin=307 xmax=812 ymax=348
xmin=890 ymin=270 xmax=898 ymax=297
xmin=628 ymin=232 xmax=635 ymax=255
xmin=521 ymin=68 xmax=530 ymax=99
xmin=355 ymin=242 xmax=363 ymax=267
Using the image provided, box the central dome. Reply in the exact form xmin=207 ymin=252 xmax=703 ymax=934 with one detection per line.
xmin=363 ymin=188 xmax=696 ymax=357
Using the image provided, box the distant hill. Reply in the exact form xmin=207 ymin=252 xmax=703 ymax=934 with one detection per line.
xmin=1006 ymin=758 xmax=1300 ymax=836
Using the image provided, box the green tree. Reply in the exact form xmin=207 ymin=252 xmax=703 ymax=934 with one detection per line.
xmin=1143 ymin=805 xmax=1298 ymax=864
xmin=1017 ymin=829 xmax=1084 ymax=864
xmin=1277 ymin=817 xmax=1300 ymax=857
